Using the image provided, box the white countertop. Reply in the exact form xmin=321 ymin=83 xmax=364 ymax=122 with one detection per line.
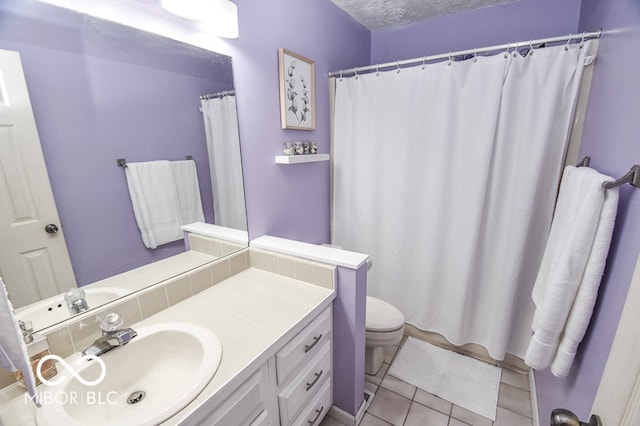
xmin=0 ymin=267 xmax=335 ymax=426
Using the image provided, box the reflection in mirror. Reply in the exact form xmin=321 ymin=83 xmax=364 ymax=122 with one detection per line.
xmin=0 ymin=1 xmax=247 ymax=331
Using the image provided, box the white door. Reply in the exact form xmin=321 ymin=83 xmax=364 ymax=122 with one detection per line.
xmin=591 ymin=251 xmax=640 ymax=425
xmin=0 ymin=49 xmax=76 ymax=308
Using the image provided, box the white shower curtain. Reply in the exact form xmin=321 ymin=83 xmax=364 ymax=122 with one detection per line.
xmin=332 ymin=42 xmax=590 ymax=359
xmin=201 ymin=95 xmax=247 ymax=231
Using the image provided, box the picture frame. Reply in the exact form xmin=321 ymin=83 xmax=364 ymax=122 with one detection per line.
xmin=278 ymin=48 xmax=316 ymax=130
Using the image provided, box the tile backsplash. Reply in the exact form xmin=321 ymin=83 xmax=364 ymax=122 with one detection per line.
xmin=0 ymin=247 xmax=335 ymax=390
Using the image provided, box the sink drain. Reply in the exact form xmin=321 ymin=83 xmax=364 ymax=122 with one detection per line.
xmin=127 ymin=390 xmax=146 ymax=405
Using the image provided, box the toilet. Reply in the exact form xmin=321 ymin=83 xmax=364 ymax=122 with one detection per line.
xmin=365 ymin=296 xmax=405 ymax=375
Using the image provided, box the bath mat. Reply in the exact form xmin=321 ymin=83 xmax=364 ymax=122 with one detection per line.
xmin=388 ymin=337 xmax=501 ymax=420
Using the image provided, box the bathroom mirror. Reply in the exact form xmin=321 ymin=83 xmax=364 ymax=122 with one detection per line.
xmin=0 ymin=1 xmax=247 ymax=330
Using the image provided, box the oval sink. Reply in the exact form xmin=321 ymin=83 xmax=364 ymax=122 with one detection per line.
xmin=16 ymin=287 xmax=129 ymax=330
xmin=36 ymin=322 xmax=222 ymax=426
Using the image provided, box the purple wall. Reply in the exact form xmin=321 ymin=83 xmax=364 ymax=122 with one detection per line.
xmin=333 ymin=265 xmax=368 ymax=415
xmin=371 ymin=0 xmax=581 ymax=64
xmin=226 ymin=0 xmax=370 ymax=243
xmin=534 ymin=0 xmax=640 ymax=421
xmin=0 ymin=1 xmax=233 ymax=285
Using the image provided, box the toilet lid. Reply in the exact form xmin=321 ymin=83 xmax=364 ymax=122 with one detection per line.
xmin=366 ymin=296 xmax=405 ymax=332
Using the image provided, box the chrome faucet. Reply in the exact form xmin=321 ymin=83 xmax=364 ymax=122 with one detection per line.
xmin=82 ymin=312 xmax=137 ymax=357
xmin=65 ymin=288 xmax=89 ymax=315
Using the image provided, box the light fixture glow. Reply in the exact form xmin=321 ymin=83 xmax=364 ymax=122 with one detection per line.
xmin=161 ymin=0 xmax=238 ymax=38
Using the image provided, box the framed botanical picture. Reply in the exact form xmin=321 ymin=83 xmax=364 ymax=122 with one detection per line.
xmin=278 ymin=48 xmax=316 ymax=130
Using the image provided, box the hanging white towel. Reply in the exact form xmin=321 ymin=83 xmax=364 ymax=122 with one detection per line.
xmin=525 ymin=165 xmax=618 ymax=376
xmin=171 ymin=160 xmax=205 ymax=226
xmin=125 ymin=161 xmax=183 ymax=249
xmin=0 ymin=277 xmax=39 ymax=406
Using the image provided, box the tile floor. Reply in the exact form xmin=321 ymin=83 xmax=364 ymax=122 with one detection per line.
xmin=321 ymin=337 xmax=534 ymax=426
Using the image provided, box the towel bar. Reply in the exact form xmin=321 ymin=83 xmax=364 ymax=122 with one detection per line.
xmin=117 ymin=156 xmax=194 ymax=168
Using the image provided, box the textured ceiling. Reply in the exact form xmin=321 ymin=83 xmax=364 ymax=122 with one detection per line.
xmin=331 ymin=0 xmax=519 ymax=30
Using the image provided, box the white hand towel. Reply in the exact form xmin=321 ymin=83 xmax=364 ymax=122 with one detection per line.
xmin=525 ymin=165 xmax=618 ymax=376
xmin=125 ymin=161 xmax=183 ymax=249
xmin=171 ymin=160 xmax=205 ymax=226
xmin=0 ymin=277 xmax=39 ymax=406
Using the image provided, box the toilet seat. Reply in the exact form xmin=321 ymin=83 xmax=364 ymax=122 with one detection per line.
xmin=366 ymin=296 xmax=404 ymax=332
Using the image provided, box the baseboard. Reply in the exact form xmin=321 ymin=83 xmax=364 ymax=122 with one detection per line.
xmin=328 ymin=393 xmax=371 ymax=426
xmin=529 ymin=369 xmax=540 ymax=426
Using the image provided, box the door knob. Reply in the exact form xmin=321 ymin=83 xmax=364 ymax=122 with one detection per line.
xmin=551 ymin=409 xmax=602 ymax=426
xmin=44 ymin=224 xmax=59 ymax=234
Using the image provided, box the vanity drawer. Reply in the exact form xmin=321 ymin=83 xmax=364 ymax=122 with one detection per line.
xmin=290 ymin=378 xmax=332 ymax=426
xmin=278 ymin=342 xmax=331 ymax=424
xmin=276 ymin=307 xmax=332 ymax=384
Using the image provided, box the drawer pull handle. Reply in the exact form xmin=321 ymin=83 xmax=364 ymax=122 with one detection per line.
xmin=305 ymin=369 xmax=323 ymax=391
xmin=304 ymin=334 xmax=323 ymax=353
xmin=307 ymin=405 xmax=324 ymax=425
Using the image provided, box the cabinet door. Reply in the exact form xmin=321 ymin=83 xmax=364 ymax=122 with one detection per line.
xmin=197 ymin=367 xmax=267 ymax=426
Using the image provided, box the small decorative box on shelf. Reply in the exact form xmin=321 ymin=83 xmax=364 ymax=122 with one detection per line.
xmin=275 ymin=154 xmax=330 ymax=164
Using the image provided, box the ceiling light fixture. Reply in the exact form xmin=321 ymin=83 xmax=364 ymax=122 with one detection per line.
xmin=161 ymin=0 xmax=238 ymax=38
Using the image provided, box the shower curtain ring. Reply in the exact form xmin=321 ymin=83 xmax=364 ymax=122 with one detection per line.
xmin=422 ymin=56 xmax=427 ymax=69
xmin=396 ymin=62 xmax=400 ymax=73
xmin=447 ymin=52 xmax=452 ymax=66
xmin=529 ymin=39 xmax=534 ymax=56
xmin=580 ymin=31 xmax=586 ymax=48
xmin=504 ymin=43 xmax=511 ymax=58
xmin=565 ymin=33 xmax=573 ymax=51
xmin=354 ymin=68 xmax=359 ymax=80
xmin=473 ymin=48 xmax=478 ymax=63
xmin=513 ymin=41 xmax=519 ymax=57
xmin=339 ymin=70 xmax=343 ymax=81
xmin=376 ymin=64 xmax=380 ymax=76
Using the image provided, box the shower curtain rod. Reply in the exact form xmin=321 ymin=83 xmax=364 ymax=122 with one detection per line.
xmin=200 ymin=90 xmax=235 ymax=100
xmin=328 ymin=30 xmax=602 ymax=78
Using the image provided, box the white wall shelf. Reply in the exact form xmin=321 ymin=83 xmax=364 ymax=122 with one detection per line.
xmin=275 ymin=154 xmax=330 ymax=164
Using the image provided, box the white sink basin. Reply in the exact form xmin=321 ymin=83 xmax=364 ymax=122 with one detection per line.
xmin=16 ymin=287 xmax=129 ymax=330
xmin=36 ymin=322 xmax=222 ymax=426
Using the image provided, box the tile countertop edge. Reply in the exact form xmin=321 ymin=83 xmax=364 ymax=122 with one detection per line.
xmin=172 ymin=293 xmax=336 ymax=425
xmin=251 ymin=235 xmax=370 ymax=270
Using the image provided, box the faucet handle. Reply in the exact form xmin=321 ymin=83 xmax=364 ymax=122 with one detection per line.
xmin=99 ymin=312 xmax=124 ymax=334
xmin=18 ymin=320 xmax=34 ymax=343
xmin=64 ymin=287 xmax=86 ymax=303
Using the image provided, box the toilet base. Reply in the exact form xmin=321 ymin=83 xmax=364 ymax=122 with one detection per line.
xmin=365 ymin=346 xmax=385 ymax=376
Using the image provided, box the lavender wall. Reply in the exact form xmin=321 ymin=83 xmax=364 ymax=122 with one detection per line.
xmin=0 ymin=1 xmax=233 ymax=285
xmin=534 ymin=0 xmax=640 ymax=420
xmin=371 ymin=0 xmax=581 ymax=64
xmin=333 ymin=264 xmax=368 ymax=414
xmin=226 ymin=0 xmax=370 ymax=243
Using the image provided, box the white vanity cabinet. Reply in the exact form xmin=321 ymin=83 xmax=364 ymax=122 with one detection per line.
xmin=191 ymin=306 xmax=333 ymax=426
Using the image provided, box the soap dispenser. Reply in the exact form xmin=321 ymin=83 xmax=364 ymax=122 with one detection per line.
xmin=14 ymin=320 xmax=57 ymax=386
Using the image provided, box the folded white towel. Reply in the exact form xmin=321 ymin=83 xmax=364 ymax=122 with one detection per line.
xmin=550 ymin=179 xmax=618 ymax=376
xmin=125 ymin=161 xmax=183 ymax=249
xmin=525 ymin=165 xmax=618 ymax=376
xmin=0 ymin=277 xmax=39 ymax=406
xmin=172 ymin=160 xmax=205 ymax=226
